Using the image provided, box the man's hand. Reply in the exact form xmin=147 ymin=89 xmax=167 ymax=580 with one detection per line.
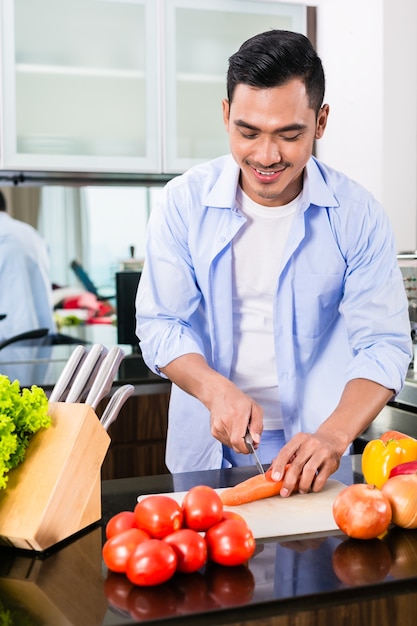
xmin=269 ymin=379 xmax=394 ymax=496
xmin=160 ymin=353 xmax=263 ymax=454
xmin=270 ymin=431 xmax=342 ymax=496
xmin=208 ymin=381 xmax=263 ymax=453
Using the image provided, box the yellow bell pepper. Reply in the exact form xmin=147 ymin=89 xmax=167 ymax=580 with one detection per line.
xmin=362 ymin=435 xmax=417 ymax=489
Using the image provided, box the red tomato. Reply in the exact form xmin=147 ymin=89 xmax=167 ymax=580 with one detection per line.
xmin=126 ymin=539 xmax=177 ymax=586
xmin=127 ymin=582 xmax=178 ymax=620
xmin=332 ymin=538 xmax=391 ymax=585
xmin=105 ymin=511 xmax=137 ymax=539
xmin=332 ymin=483 xmax=392 ymax=540
xmin=134 ymin=495 xmax=183 ymax=538
xmin=163 ymin=528 xmax=207 ymax=573
xmin=182 ymin=485 xmax=223 ymax=531
xmin=221 ymin=510 xmax=247 ymax=525
xmin=205 ymin=519 xmax=256 ymax=566
xmin=102 ymin=528 xmax=150 ymax=573
xmin=103 ymin=571 xmax=135 ymax=612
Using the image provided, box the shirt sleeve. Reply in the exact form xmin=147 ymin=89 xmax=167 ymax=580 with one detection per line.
xmin=336 ymin=195 xmax=412 ymax=392
xmin=135 ymin=183 xmax=206 ymax=375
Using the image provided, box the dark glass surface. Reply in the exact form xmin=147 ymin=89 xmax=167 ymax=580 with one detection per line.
xmin=0 ymin=457 xmax=417 ymax=625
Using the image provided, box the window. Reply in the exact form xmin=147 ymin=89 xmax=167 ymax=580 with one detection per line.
xmin=38 ymin=184 xmax=163 ymax=293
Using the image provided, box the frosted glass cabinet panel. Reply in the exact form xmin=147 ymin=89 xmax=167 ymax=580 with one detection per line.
xmin=163 ymin=0 xmax=306 ymax=173
xmin=0 ymin=0 xmax=307 ymax=175
xmin=0 ymin=0 xmax=160 ymax=173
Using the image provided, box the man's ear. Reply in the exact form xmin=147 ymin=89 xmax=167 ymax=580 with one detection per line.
xmin=222 ymin=99 xmax=230 ymax=129
xmin=315 ymin=104 xmax=329 ymax=139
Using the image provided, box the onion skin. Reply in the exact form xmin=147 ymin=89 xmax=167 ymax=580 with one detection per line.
xmin=381 ymin=474 xmax=417 ymax=529
xmin=333 ymin=483 xmax=392 ymax=540
xmin=389 ymin=461 xmax=417 ymax=479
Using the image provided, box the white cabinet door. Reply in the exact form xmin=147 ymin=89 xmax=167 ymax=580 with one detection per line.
xmin=162 ymin=0 xmax=307 ymax=174
xmin=0 ymin=0 xmax=161 ymax=173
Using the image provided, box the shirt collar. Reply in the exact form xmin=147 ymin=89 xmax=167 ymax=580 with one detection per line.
xmin=204 ymin=155 xmax=241 ymax=209
xmin=303 ymin=157 xmax=340 ymax=209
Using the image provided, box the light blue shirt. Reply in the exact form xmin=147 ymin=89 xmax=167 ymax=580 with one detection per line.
xmin=136 ymin=155 xmax=412 ymax=473
xmin=0 ymin=212 xmax=56 ymax=342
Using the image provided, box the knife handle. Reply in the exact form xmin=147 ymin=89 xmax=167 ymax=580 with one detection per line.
xmin=49 ymin=344 xmax=87 ymax=402
xmin=85 ymin=346 xmax=125 ymax=410
xmin=65 ymin=344 xmax=105 ymax=403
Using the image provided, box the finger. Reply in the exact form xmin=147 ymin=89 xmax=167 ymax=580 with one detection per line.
xmin=310 ymin=458 xmax=339 ymax=493
xmin=229 ymin=419 xmax=251 ymax=454
xmin=270 ymin=437 xmax=305 ymax=481
xmin=248 ymin=402 xmax=263 ymax=446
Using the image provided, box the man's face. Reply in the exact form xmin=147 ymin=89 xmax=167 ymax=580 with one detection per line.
xmin=222 ymin=79 xmax=329 ymax=207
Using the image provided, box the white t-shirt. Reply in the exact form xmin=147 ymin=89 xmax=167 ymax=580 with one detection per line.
xmin=230 ymin=186 xmax=299 ymax=430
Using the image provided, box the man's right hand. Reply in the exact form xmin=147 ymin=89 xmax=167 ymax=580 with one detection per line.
xmin=208 ymin=380 xmax=263 ymax=453
xmin=160 ymin=353 xmax=263 ymax=454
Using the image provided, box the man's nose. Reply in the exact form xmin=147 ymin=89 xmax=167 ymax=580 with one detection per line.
xmin=255 ymin=136 xmax=282 ymax=166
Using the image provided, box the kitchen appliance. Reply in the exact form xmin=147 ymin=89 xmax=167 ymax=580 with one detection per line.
xmin=116 ymin=271 xmax=141 ymax=351
xmin=397 ymin=253 xmax=417 ymax=369
xmin=397 ymin=253 xmax=417 ymax=324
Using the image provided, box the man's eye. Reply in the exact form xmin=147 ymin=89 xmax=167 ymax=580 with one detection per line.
xmin=239 ymin=131 xmax=258 ymax=139
xmin=281 ymin=134 xmax=301 ymax=142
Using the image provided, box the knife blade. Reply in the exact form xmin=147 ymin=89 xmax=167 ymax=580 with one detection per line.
xmin=244 ymin=427 xmax=265 ymax=477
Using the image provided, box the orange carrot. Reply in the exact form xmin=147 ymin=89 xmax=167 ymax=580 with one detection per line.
xmin=220 ymin=467 xmax=287 ymax=506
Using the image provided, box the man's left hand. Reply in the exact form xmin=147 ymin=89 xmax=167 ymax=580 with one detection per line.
xmin=269 ymin=432 xmax=341 ymax=496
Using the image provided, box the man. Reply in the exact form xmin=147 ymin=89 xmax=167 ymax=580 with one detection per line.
xmin=0 ymin=190 xmax=56 ymax=342
xmin=136 ymin=30 xmax=411 ymax=495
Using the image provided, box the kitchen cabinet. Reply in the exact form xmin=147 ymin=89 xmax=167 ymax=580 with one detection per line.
xmin=163 ymin=0 xmax=307 ymax=173
xmin=0 ymin=0 xmax=307 ymax=176
xmin=99 ymin=390 xmax=171 ymax=480
xmin=0 ymin=0 xmax=161 ymax=174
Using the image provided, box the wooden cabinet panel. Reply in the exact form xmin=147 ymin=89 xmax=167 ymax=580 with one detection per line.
xmin=99 ymin=391 xmax=170 ymax=480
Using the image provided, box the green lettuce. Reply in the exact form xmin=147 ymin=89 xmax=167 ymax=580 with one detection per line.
xmin=0 ymin=375 xmax=51 ymax=490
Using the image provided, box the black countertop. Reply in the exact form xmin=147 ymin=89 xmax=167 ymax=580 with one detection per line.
xmin=1 ymin=456 xmax=417 ymax=626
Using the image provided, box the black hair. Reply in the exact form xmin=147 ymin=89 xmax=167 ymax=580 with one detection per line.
xmin=227 ymin=29 xmax=325 ymax=116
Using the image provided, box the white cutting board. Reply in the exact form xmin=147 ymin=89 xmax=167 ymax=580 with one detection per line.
xmin=137 ymin=479 xmax=346 ymax=540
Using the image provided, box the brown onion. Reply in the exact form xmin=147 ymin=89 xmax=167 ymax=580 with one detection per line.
xmin=381 ymin=474 xmax=417 ymax=529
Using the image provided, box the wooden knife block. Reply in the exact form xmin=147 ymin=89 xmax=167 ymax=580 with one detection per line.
xmin=0 ymin=402 xmax=110 ymax=551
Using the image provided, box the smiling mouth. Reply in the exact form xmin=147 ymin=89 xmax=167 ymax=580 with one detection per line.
xmin=251 ymin=165 xmax=287 ymax=181
xmin=255 ymin=168 xmax=280 ymax=176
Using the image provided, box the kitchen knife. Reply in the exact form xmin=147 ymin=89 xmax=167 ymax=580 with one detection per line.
xmin=84 ymin=346 xmax=125 ymax=410
xmin=76 ymin=345 xmax=108 ymax=401
xmin=48 ymin=344 xmax=87 ymax=402
xmin=100 ymin=384 xmax=135 ymax=431
xmin=65 ymin=344 xmax=106 ymax=403
xmin=244 ymin=427 xmax=265 ymax=477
